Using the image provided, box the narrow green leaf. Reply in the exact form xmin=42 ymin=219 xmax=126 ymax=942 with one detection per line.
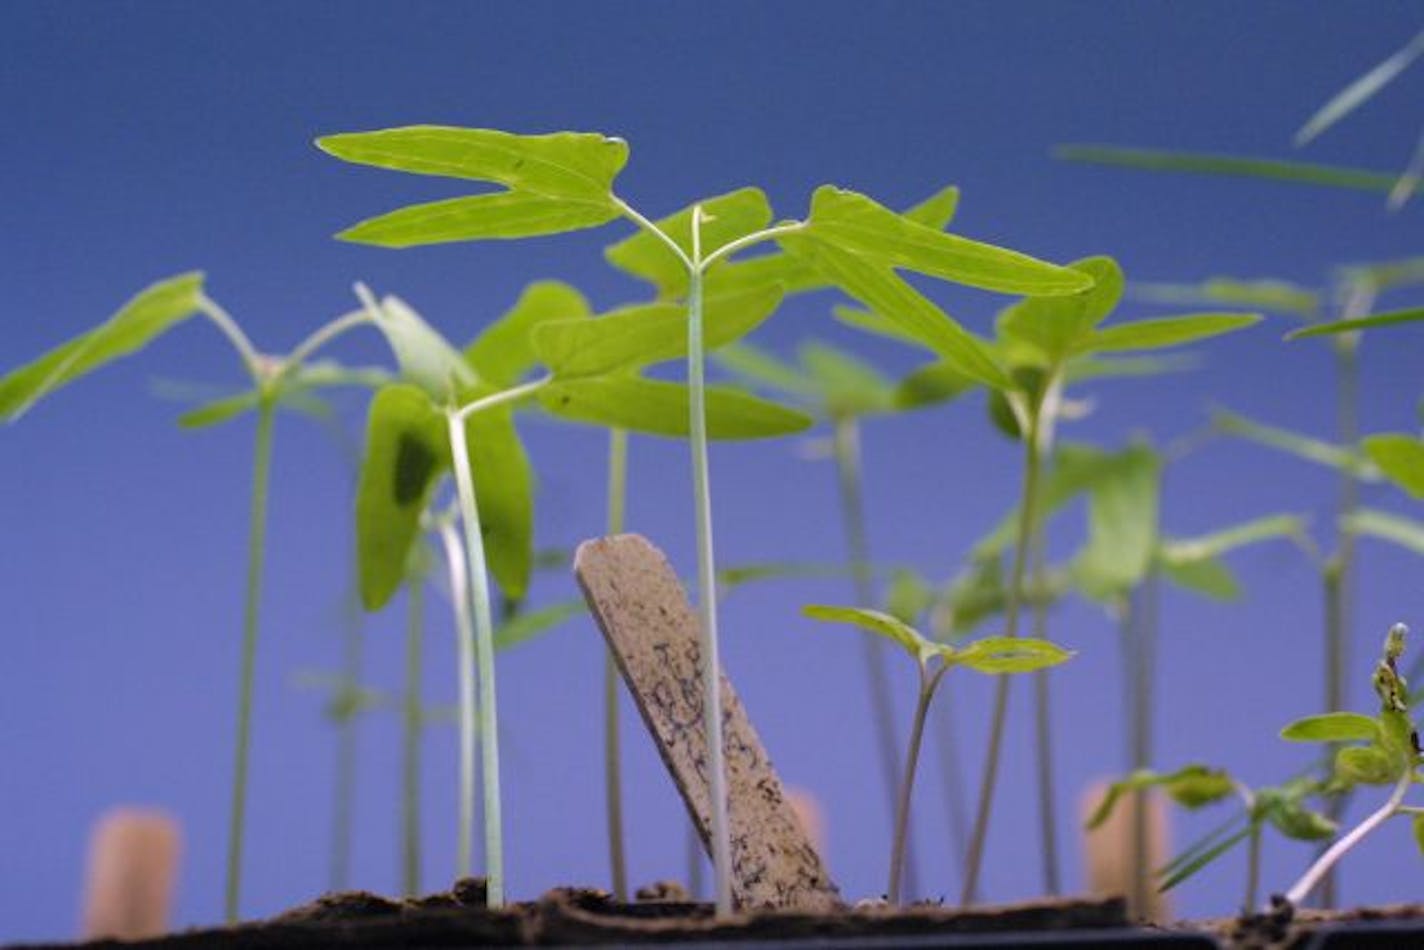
xmin=316 ymin=126 xmax=628 ymax=200
xmin=1055 ymin=144 xmax=1401 ymax=194
xmin=534 ymin=284 xmax=783 ymax=379
xmin=1132 ymin=278 xmax=1320 ymax=321
xmin=1412 ymin=813 xmax=1424 ymax=859
xmin=494 ymin=600 xmax=584 ymax=651
xmin=1364 ymin=434 xmax=1424 ymax=499
xmin=464 ymin=404 xmax=534 ymax=599
xmin=179 ymin=392 xmax=262 ymax=430
xmin=1295 ymin=30 xmax=1424 ymax=146
xmin=355 ymin=385 xmax=450 ymax=611
xmin=1159 ymin=813 xmax=1250 ymax=882
xmin=1063 ymin=352 xmax=1199 ymax=383
xmin=718 ymin=562 xmax=850 ymax=592
xmin=336 ymin=190 xmax=621 ymax=247
xmin=779 ymin=230 xmax=1011 ymax=390
xmin=802 ymin=604 xmax=930 ymax=662
xmin=1335 ymin=256 xmax=1424 ymax=294
xmin=713 ymin=342 xmax=818 ymax=399
xmin=465 ymin=281 xmax=591 ymax=388
xmin=1334 ymin=745 xmax=1397 ymax=785
xmin=797 ymin=340 xmax=896 ymax=417
xmin=1 ymin=272 xmax=205 ymax=422
xmin=1288 ymin=306 xmax=1424 ymax=340
xmin=604 ymin=187 xmax=773 ymax=296
xmin=1345 ymin=507 xmax=1424 ymax=558
xmin=1159 ymin=513 xmax=1307 ymax=564
xmin=173 ymin=361 xmax=389 ymax=430
xmin=1086 ymin=313 xmax=1260 ymax=353
xmin=952 ymin=636 xmax=1073 ymax=674
xmin=1213 ymin=407 xmax=1378 ymax=478
xmin=1280 ymin=712 xmax=1380 ymax=743
xmin=365 ymin=293 xmax=476 ymax=400
xmin=801 ymin=186 xmax=1093 ymax=296
xmin=903 ymin=184 xmax=961 ymax=230
xmin=1159 ymin=826 xmax=1253 ymax=891
xmin=538 ymin=376 xmax=813 ymax=440
xmin=1086 ymin=766 xmax=1232 ymax=830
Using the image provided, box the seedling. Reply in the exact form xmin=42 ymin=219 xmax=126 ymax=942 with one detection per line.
xmin=801 ymin=604 xmax=1070 ymax=904
xmin=317 ymin=125 xmax=1092 ymax=912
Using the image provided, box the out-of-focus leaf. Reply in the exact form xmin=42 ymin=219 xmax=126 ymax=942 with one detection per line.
xmin=1335 ymin=256 xmax=1424 ymax=294
xmin=1295 ymin=29 xmax=1424 ymax=146
xmin=894 ymin=359 xmax=980 ymax=409
xmin=1064 ymin=352 xmax=1199 ymax=383
xmin=1087 ymin=313 xmax=1260 ymax=353
xmin=886 ymin=568 xmax=934 ymax=625
xmin=718 ymin=562 xmax=850 ymax=592
xmin=1160 ymin=826 xmax=1254 ymax=892
xmin=1086 ymin=765 xmax=1235 ymax=830
xmin=951 ymin=636 xmax=1072 ymax=674
xmin=1288 ymin=306 xmax=1424 ymax=340
xmin=834 ymin=304 xmax=938 ymax=350
xmin=1212 ymin=407 xmax=1379 ymax=478
xmin=464 ymin=404 xmax=534 ymax=600
xmin=995 ymin=257 xmax=1124 ymax=367
xmin=1160 ymin=514 xmax=1308 ymax=565
xmin=1258 ymin=795 xmax=1336 ymax=842
xmin=1 ymin=272 xmax=206 ymax=422
xmin=363 ymin=292 xmax=476 ymax=401
xmin=1334 ymin=745 xmax=1397 ymax=785
xmin=1280 ymin=712 xmax=1380 ymax=743
xmin=1157 ymin=556 xmax=1240 ymax=601
xmin=1073 ymin=443 xmax=1162 ymax=601
xmin=713 ymin=342 xmax=818 ymax=399
xmin=465 ymin=281 xmax=591 ymax=388
xmin=1364 ymin=433 xmax=1424 ymax=498
xmin=1388 ymin=126 xmax=1424 ymax=210
xmin=604 ymin=187 xmax=773 ymax=296
xmin=1055 ymin=144 xmax=1400 ymax=194
xmin=1345 ymin=507 xmax=1424 ymax=558
xmin=538 ymin=376 xmax=814 ymax=439
xmin=494 ymin=600 xmax=583 ymax=651
xmin=797 ymin=340 xmax=896 ymax=417
xmin=1132 ymin=278 xmax=1321 ymax=321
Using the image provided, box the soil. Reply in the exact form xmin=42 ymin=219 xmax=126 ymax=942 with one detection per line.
xmin=11 ymin=880 xmax=1424 ymax=948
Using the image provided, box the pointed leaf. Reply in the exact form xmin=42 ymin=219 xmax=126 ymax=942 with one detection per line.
xmin=1212 ymin=407 xmax=1378 ymax=478
xmin=179 ymin=391 xmax=262 ymax=430
xmin=538 ymin=376 xmax=813 ymax=440
xmin=494 ymin=600 xmax=583 ymax=651
xmin=1259 ymin=796 xmax=1337 ymax=842
xmin=797 ymin=340 xmax=896 ymax=417
xmin=1160 ymin=514 xmax=1307 ymax=564
xmin=336 ymin=190 xmax=622 ymax=247
xmin=995 ymin=257 xmax=1125 ymax=366
xmin=364 ymin=293 xmax=476 ymax=400
xmin=1055 ymin=144 xmax=1401 ymax=194
xmin=1086 ymin=313 xmax=1260 ymax=353
xmin=604 ymin=187 xmax=773 ymax=296
xmin=903 ymin=185 xmax=961 ymax=230
xmin=718 ymin=562 xmax=850 ymax=592
xmin=1133 ymin=278 xmax=1320 ymax=321
xmin=1296 ymin=30 xmax=1424 ymax=145
xmin=1159 ymin=826 xmax=1254 ymax=891
xmin=1 ymin=273 xmax=206 ymax=422
xmin=802 ymin=604 xmax=931 ymax=662
xmin=316 ymin=126 xmax=628 ymax=200
xmin=464 ymin=404 xmax=534 ymax=599
xmin=952 ymin=636 xmax=1073 ymax=674
xmin=1288 ymin=306 xmax=1424 ymax=340
xmin=1280 ymin=712 xmax=1380 ymax=743
xmin=465 ymin=281 xmax=591 ymax=388
xmin=1086 ymin=766 xmax=1233 ymax=830
xmin=356 ymin=385 xmax=450 ymax=610
xmin=1364 ymin=433 xmax=1424 ymax=498
xmin=1345 ymin=507 xmax=1424 ymax=558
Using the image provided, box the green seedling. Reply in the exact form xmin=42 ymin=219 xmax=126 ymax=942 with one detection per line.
xmin=318 ymin=125 xmax=1092 ymax=912
xmin=0 ymin=275 xmax=389 ymax=921
xmin=1277 ymin=623 xmax=1424 ymax=909
xmin=801 ymin=604 xmax=1071 ymax=904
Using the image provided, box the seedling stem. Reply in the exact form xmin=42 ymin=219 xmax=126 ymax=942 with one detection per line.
xmin=434 ymin=515 xmax=479 ymax=882
xmin=604 ymin=427 xmax=629 ymax=900
xmin=402 ymin=575 xmax=426 ymax=896
xmin=889 ymin=663 xmax=949 ymax=903
xmin=1284 ymin=768 xmax=1412 ymax=907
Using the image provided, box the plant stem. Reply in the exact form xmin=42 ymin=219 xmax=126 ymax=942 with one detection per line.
xmin=1244 ymin=824 xmax=1262 ymax=913
xmin=331 ymin=592 xmax=362 ymax=892
xmin=223 ymin=395 xmax=276 ymax=923
xmin=686 ymin=208 xmax=734 ymax=917
xmin=1029 ymin=530 xmax=1060 ymax=896
xmin=890 ymin=666 xmax=947 ymax=904
xmin=832 ymin=415 xmax=915 ymax=895
xmin=435 ymin=518 xmax=478 ymax=883
xmin=198 ymin=295 xmax=264 ymax=378
xmin=455 ymin=376 xmax=551 ymax=422
xmin=1124 ymin=578 xmax=1160 ymax=919
xmin=961 ymin=398 xmax=1044 ymax=905
xmin=604 ymin=427 xmax=629 ymax=901
xmin=278 ymin=309 xmax=371 ymax=378
xmin=1283 ymin=769 xmax=1412 ymax=908
xmin=402 ymin=576 xmax=426 ymax=897
xmin=446 ymin=411 xmax=506 ymax=906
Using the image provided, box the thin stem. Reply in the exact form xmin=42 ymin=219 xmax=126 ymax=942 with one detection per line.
xmin=446 ymin=411 xmax=506 ymax=907
xmin=1244 ymin=824 xmax=1262 ymax=913
xmin=604 ymin=427 xmax=629 ymax=901
xmin=832 ymin=416 xmax=913 ymax=894
xmin=436 ymin=519 xmax=478 ymax=882
xmin=278 ymin=310 xmax=371 ymax=380
xmin=1283 ymin=770 xmax=1412 ymax=908
xmin=331 ymin=592 xmax=362 ymax=892
xmin=1030 ymin=529 xmax=1060 ymax=896
xmin=1124 ymin=582 xmax=1158 ymax=919
xmin=455 ymin=376 xmax=551 ymax=423
xmin=198 ymin=296 xmax=264 ymax=381
xmin=961 ymin=395 xmax=1045 ymax=906
xmin=402 ymin=576 xmax=426 ymax=897
xmin=890 ymin=666 xmax=947 ymax=904
xmin=697 ymin=222 xmax=806 ymax=271
xmin=614 ymin=197 xmax=695 ymax=271
xmin=223 ymin=395 xmax=276 ymax=923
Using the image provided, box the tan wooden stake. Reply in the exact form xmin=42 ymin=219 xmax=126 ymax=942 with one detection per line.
xmin=82 ymin=808 xmax=181 ymax=940
xmin=1081 ymin=780 xmax=1171 ymax=923
xmin=575 ymin=534 xmax=841 ymax=911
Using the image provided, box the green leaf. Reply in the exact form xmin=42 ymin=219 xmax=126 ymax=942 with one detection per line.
xmin=465 ymin=281 xmax=592 ymax=388
xmin=995 ymin=257 xmax=1125 ymax=366
xmin=1157 ymin=556 xmax=1240 ymax=601
xmin=800 ymin=186 xmax=1093 ymax=296
xmin=335 ymin=190 xmax=623 ymax=247
xmin=316 ymin=126 xmax=628 ymax=200
xmin=894 ymin=359 xmax=980 ymax=409
xmin=1295 ymin=29 xmax=1424 ymax=146
xmin=174 ymin=361 xmax=390 ymax=430
xmin=1086 ymin=313 xmax=1260 ymax=353
xmin=1412 ymin=813 xmax=1424 ymax=859
xmin=463 ymin=404 xmax=534 ymax=600
xmin=1212 ymin=407 xmax=1378 ymax=478
xmin=951 ymin=636 xmax=1073 ymax=674
xmin=533 ymin=284 xmax=783 ymax=379
xmin=1344 ymin=508 xmax=1424 ymax=558
xmin=1133 ymin=278 xmax=1321 ymax=321
xmin=1260 ymin=798 xmax=1336 ymax=842
xmin=538 ymin=376 xmax=813 ymax=440
xmin=363 ymin=292 xmax=476 ymax=400
xmin=1073 ymin=443 xmax=1162 ymax=601
xmin=1287 ymin=306 xmax=1424 ymax=340
xmin=179 ymin=391 xmax=262 ymax=430
xmin=718 ymin=561 xmax=850 ymax=593
xmin=778 ymin=230 xmax=1010 ymax=390
xmin=1159 ymin=822 xmax=1253 ymax=892
xmin=1280 ymin=711 xmax=1380 ymax=743
xmin=797 ymin=340 xmax=896 ymax=418
xmin=1 ymin=272 xmax=206 ymax=422
xmin=834 ymin=304 xmax=939 ymax=350
xmin=885 ymin=568 xmax=934 ymax=625
xmin=1364 ymin=434 xmax=1424 ymax=499
xmin=1335 ymin=256 xmax=1424 ymax=294
xmin=903 ymin=184 xmax=961 ymax=230
xmin=713 ymin=342 xmax=818 ymax=399
xmin=355 ymin=385 xmax=450 ymax=610
xmin=1063 ymin=352 xmax=1200 ymax=384
xmin=802 ymin=603 xmax=932 ymax=662
xmin=494 ymin=600 xmax=584 ymax=651
xmin=604 ymin=187 xmax=773 ymax=296
xmin=1334 ymin=745 xmax=1397 ymax=785
xmin=1055 ymin=144 xmax=1401 ymax=194
xmin=1085 ymin=765 xmax=1234 ymax=830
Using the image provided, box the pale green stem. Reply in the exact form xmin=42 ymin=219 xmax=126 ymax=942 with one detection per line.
xmin=889 ymin=664 xmax=948 ymax=905
xmin=1244 ymin=823 xmax=1262 ymax=913
xmin=198 ymin=296 xmax=263 ymax=379
xmin=402 ymin=577 xmax=426 ymax=897
xmin=223 ymin=395 xmax=276 ymax=923
xmin=455 ymin=376 xmax=551 ymax=423
xmin=1029 ymin=532 xmax=1059 ymax=896
xmin=446 ymin=410 xmax=505 ymax=906
xmin=698 ymin=221 xmax=806 ymax=270
xmin=277 ymin=310 xmax=372 ymax=379
xmin=1283 ymin=769 xmax=1412 ymax=908
xmin=961 ymin=396 xmax=1045 ymax=906
xmin=604 ymin=427 xmax=629 ymax=901
xmin=436 ymin=518 xmax=478 ymax=883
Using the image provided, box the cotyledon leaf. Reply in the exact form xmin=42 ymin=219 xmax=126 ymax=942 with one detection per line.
xmin=537 ymin=375 xmax=813 ymax=440
xmin=335 ymin=190 xmax=623 ymax=247
xmin=995 ymin=256 xmax=1125 ymax=367
xmin=1345 ymin=507 xmax=1424 ymax=558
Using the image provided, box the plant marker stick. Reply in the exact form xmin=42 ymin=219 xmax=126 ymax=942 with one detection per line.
xmin=83 ymin=809 xmax=181 ymax=940
xmin=436 ymin=516 xmax=478 ymax=884
xmin=604 ymin=426 xmax=629 ymax=900
xmin=447 ymin=410 xmax=506 ymax=906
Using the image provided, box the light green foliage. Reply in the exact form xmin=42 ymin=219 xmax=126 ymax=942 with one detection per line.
xmin=797 ymin=341 xmax=897 ymax=417
xmin=1133 ymin=277 xmax=1321 ymax=321
xmin=996 ymin=256 xmax=1125 ymax=366
xmin=361 ymin=292 xmax=477 ymax=400
xmin=1156 ymin=513 xmax=1309 ymax=602
xmin=465 ymin=281 xmax=592 ymax=388
xmin=537 ymin=375 xmax=812 ymax=439
xmin=465 ymin=405 xmax=535 ymax=600
xmin=1213 ymin=407 xmax=1379 ymax=478
xmin=0 ymin=272 xmax=206 ymax=421
xmin=1280 ymin=712 xmax=1381 ymax=744
xmin=1087 ymin=765 xmax=1236 ymax=830
xmin=173 ymin=361 xmax=391 ymax=430
xmin=1055 ymin=144 xmax=1401 ymax=195
xmin=605 ymin=187 xmax=773 ymax=297
xmin=1335 ymin=746 xmax=1397 ymax=785
xmin=1072 ymin=443 xmax=1162 ymax=602
xmin=493 ymin=600 xmax=585 ymax=651
xmin=1089 ymin=313 xmax=1261 ymax=353
xmin=317 ymin=127 xmax=628 ymax=246
xmin=1289 ymin=305 xmax=1424 ymax=340
xmin=1363 ymin=433 xmax=1424 ymax=498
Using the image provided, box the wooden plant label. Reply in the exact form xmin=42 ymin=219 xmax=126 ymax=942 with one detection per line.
xmin=575 ymin=534 xmax=841 ymax=911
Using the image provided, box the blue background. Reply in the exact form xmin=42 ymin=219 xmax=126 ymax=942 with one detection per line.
xmin=4 ymin=0 xmax=1424 ymax=940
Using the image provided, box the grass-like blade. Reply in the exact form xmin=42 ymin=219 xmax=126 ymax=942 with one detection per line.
xmin=1211 ymin=407 xmax=1378 ymax=478
xmin=1287 ymin=305 xmax=1424 ymax=340
xmin=1295 ymin=29 xmax=1424 ymax=146
xmin=493 ymin=600 xmax=584 ymax=651
xmin=1055 ymin=145 xmax=1400 ymax=194
xmin=797 ymin=340 xmax=896 ymax=417
xmin=1087 ymin=313 xmax=1261 ymax=353
xmin=1158 ymin=825 xmax=1253 ymax=893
